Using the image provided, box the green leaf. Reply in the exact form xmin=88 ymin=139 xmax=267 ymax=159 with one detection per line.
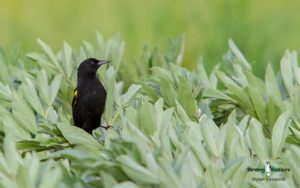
xmin=153 ymin=101 xmax=174 ymax=145
xmin=197 ymin=63 xmax=211 ymax=88
xmin=46 ymin=107 xmax=58 ymax=124
xmin=12 ymin=94 xmax=37 ymax=134
xmin=49 ymin=149 xmax=90 ymax=160
xmin=3 ymin=117 xmax=31 ymax=140
xmin=82 ymin=40 xmax=95 ymax=57
xmin=37 ymin=70 xmax=50 ymax=105
xmin=280 ymin=51 xmax=294 ymax=97
xmin=57 ymin=122 xmax=102 ymax=149
xmin=291 ymin=51 xmax=300 ymax=85
xmin=22 ymin=77 xmax=44 ymax=116
xmin=62 ymin=41 xmax=73 ymax=78
xmin=186 ymin=125 xmax=210 ymax=169
xmin=266 ymin=98 xmax=282 ymax=130
xmin=17 ymin=154 xmax=40 ymax=188
xmin=248 ymin=85 xmax=266 ymax=122
xmin=151 ymin=67 xmax=174 ymax=85
xmin=235 ymin=116 xmax=251 ymax=157
xmin=49 ymin=74 xmax=62 ymax=105
xmin=265 ymin=64 xmax=282 ymax=103
xmin=0 ymin=82 xmax=12 ymax=101
xmin=79 ymin=47 xmax=87 ymax=61
xmin=203 ymin=88 xmax=233 ymax=101
xmin=178 ymin=152 xmax=197 ymax=188
xmin=37 ymin=39 xmax=59 ymax=68
xmin=177 ymin=78 xmax=197 ymax=118
xmin=204 ymin=165 xmax=226 ymax=188
xmin=271 ymin=112 xmax=291 ymax=158
xmin=175 ymin=100 xmax=190 ymax=122
xmin=283 ymin=145 xmax=300 ymax=185
xmin=3 ymin=133 xmax=20 ymax=174
xmin=112 ymin=182 xmax=139 ymax=188
xmin=96 ymin=32 xmax=105 ymax=58
xmin=117 ymin=155 xmax=159 ymax=184
xmin=228 ymin=39 xmax=251 ymax=70
xmin=101 ymin=172 xmax=118 ymax=188
xmin=27 ymin=52 xmax=56 ymax=70
xmin=0 ymin=47 xmax=10 ymax=83
xmin=121 ymin=84 xmax=141 ymax=106
xmin=217 ymin=125 xmax=227 ymax=157
xmin=142 ymin=83 xmax=160 ymax=101
xmin=139 ymin=100 xmax=156 ymax=135
xmin=111 ymin=39 xmax=125 ymax=71
xmin=104 ymin=67 xmax=116 ymax=124
xmin=249 ymin=118 xmax=269 ymax=160
xmin=217 ymin=71 xmax=253 ymax=112
xmin=160 ymin=79 xmax=177 ymax=107
xmin=227 ymin=162 xmax=248 ymax=188
xmin=245 ymin=70 xmax=265 ymax=94
xmin=158 ymin=158 xmax=182 ymax=188
xmin=200 ymin=115 xmax=219 ymax=157
xmin=223 ymin=157 xmax=244 ymax=182
xmin=144 ymin=152 xmax=159 ymax=174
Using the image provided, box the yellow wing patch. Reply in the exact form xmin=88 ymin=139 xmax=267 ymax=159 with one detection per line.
xmin=72 ymin=88 xmax=79 ymax=110
xmin=74 ymin=89 xmax=78 ymax=98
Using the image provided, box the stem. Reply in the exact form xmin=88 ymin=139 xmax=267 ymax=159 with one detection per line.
xmin=109 ymin=105 xmax=123 ymax=126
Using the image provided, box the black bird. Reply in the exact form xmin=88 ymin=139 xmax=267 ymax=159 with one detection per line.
xmin=72 ymin=58 xmax=110 ymax=134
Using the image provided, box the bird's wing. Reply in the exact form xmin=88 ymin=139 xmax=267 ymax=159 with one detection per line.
xmin=72 ymin=88 xmax=79 ymax=110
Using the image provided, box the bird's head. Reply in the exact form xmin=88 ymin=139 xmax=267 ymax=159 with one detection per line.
xmin=77 ymin=58 xmax=110 ymax=76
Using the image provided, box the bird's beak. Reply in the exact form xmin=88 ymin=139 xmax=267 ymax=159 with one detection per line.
xmin=97 ymin=60 xmax=110 ymax=66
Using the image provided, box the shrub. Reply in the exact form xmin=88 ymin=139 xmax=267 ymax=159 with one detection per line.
xmin=0 ymin=33 xmax=299 ymax=187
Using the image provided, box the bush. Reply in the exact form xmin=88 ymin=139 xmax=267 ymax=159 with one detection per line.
xmin=0 ymin=33 xmax=299 ymax=187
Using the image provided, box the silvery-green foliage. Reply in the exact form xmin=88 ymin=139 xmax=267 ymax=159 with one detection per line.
xmin=0 ymin=34 xmax=299 ymax=187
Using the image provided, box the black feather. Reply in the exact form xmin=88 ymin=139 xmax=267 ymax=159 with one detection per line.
xmin=72 ymin=58 xmax=110 ymax=134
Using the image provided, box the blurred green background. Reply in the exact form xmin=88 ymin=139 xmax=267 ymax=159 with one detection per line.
xmin=1 ymin=0 xmax=300 ymax=75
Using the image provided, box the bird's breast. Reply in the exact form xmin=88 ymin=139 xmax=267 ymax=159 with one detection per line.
xmin=78 ymin=78 xmax=106 ymax=104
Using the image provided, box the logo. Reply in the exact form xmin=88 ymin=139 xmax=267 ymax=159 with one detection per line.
xmin=265 ymin=161 xmax=271 ymax=177
xmin=247 ymin=161 xmax=290 ymax=182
